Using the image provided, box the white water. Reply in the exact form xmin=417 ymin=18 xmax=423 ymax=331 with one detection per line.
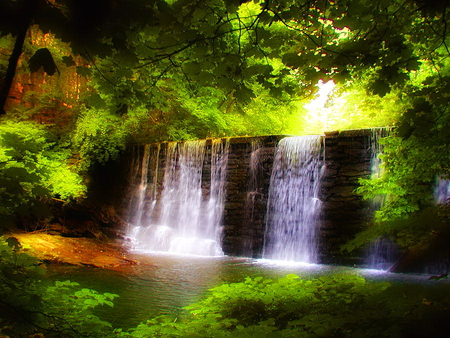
xmin=365 ymin=237 xmax=401 ymax=271
xmin=205 ymin=139 xmax=230 ymax=237
xmin=434 ymin=177 xmax=450 ymax=205
xmin=262 ymin=135 xmax=324 ymax=263
xmin=368 ymin=128 xmax=389 ymax=210
xmin=127 ymin=140 xmax=229 ymax=256
xmin=127 ymin=144 xmax=160 ymax=228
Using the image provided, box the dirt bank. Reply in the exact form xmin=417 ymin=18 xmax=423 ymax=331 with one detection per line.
xmin=8 ymin=232 xmax=138 ymax=269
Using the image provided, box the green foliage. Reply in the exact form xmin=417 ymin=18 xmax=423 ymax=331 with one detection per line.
xmin=0 ymin=235 xmax=119 ymax=337
xmin=349 ymin=65 xmax=450 ymax=246
xmin=0 ymin=121 xmax=86 ymax=221
xmin=42 ymin=280 xmax=118 ymax=337
xmin=124 ymin=274 xmax=450 ymax=337
xmin=3 ymin=0 xmax=449 ymax=141
xmin=357 ymin=135 xmax=443 ymax=222
xmin=342 ymin=204 xmax=450 ymax=253
xmin=68 ymin=0 xmax=450 ymax=143
xmin=72 ymin=107 xmax=129 ymax=168
xmin=0 ymin=236 xmax=44 ymax=335
xmin=350 ymin=119 xmax=449 ymax=249
xmin=1 ymin=0 xmax=450 ymax=134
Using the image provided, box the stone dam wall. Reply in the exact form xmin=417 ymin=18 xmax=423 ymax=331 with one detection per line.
xmin=219 ymin=130 xmax=376 ymax=265
xmin=96 ymin=129 xmax=379 ymax=265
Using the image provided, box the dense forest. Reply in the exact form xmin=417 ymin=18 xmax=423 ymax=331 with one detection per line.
xmin=1 ymin=0 xmax=450 ymax=336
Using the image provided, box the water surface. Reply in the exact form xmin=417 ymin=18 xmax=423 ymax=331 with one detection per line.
xmin=46 ymin=252 xmax=441 ymax=330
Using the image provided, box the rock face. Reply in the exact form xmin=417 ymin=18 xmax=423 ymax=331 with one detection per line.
xmin=221 ymin=136 xmax=281 ymax=258
xmin=95 ymin=129 xmax=379 ymax=265
xmin=320 ymin=129 xmax=374 ymax=265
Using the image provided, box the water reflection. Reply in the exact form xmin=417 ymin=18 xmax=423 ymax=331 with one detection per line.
xmin=46 ymin=253 xmax=445 ymax=330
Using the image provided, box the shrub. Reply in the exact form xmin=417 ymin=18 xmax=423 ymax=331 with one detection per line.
xmin=0 ymin=236 xmax=118 ymax=337
xmin=0 ymin=121 xmax=86 ymax=224
xmin=127 ymin=274 xmax=450 ymax=337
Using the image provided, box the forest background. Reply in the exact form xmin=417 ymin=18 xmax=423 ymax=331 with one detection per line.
xmin=1 ymin=0 xmax=450 ymax=336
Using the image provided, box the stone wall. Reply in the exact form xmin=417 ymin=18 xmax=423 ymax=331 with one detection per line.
xmin=319 ymin=129 xmax=374 ymax=265
xmin=221 ymin=130 xmax=376 ymax=264
xmin=97 ymin=129 xmax=380 ymax=264
xmin=222 ymin=136 xmax=283 ymax=257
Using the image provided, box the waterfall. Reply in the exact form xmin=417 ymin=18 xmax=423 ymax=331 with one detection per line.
xmin=262 ymin=135 xmax=324 ymax=263
xmin=126 ymin=139 xmax=229 ymax=256
xmin=127 ymin=144 xmax=160 ymax=228
xmin=368 ymin=128 xmax=389 ymax=211
xmin=365 ymin=237 xmax=401 ymax=271
xmin=434 ymin=177 xmax=450 ymax=205
xmin=204 ymin=139 xmax=230 ymax=242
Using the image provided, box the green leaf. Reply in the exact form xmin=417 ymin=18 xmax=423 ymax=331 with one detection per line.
xmin=234 ymin=85 xmax=256 ymax=104
xmin=87 ymin=93 xmax=107 ymax=109
xmin=242 ymin=64 xmax=272 ymax=78
xmin=29 ymin=48 xmax=58 ymax=75
xmin=184 ymin=61 xmax=201 ymax=76
xmin=281 ymin=53 xmax=304 ymax=68
xmin=369 ymin=79 xmax=391 ymax=97
xmin=76 ymin=66 xmax=92 ymax=77
xmin=5 ymin=236 xmax=21 ymax=250
xmin=62 ymin=55 xmax=76 ymax=67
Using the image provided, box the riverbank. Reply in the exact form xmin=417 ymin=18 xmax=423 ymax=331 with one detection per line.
xmin=8 ymin=231 xmax=138 ymax=269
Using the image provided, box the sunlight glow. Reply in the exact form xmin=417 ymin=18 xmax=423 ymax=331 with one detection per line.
xmin=303 ymin=80 xmax=336 ymax=132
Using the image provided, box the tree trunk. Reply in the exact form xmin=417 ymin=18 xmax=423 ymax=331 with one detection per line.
xmin=0 ymin=0 xmax=38 ymax=115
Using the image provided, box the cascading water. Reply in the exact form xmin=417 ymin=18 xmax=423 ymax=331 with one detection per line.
xmin=127 ymin=144 xmax=160 ymax=228
xmin=126 ymin=139 xmax=229 ymax=256
xmin=434 ymin=176 xmax=450 ymax=205
xmin=262 ymin=135 xmax=324 ymax=263
xmin=368 ymin=128 xmax=389 ymax=210
xmin=365 ymin=237 xmax=401 ymax=271
xmin=204 ymin=139 xmax=230 ymax=242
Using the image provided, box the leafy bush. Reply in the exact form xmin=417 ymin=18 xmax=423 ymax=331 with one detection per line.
xmin=0 ymin=236 xmax=118 ymax=337
xmin=357 ymin=135 xmax=446 ymax=222
xmin=0 ymin=121 xmax=86 ymax=223
xmin=126 ymin=274 xmax=450 ymax=337
xmin=72 ymin=107 xmax=129 ymax=169
xmin=0 ymin=236 xmax=44 ymax=335
xmin=42 ymin=280 xmax=118 ymax=337
xmin=350 ymin=129 xmax=450 ymax=251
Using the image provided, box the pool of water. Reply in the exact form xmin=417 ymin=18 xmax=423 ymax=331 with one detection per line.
xmin=45 ymin=252 xmax=443 ymax=330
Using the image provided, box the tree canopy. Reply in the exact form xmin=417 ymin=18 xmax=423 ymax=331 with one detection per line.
xmin=1 ymin=0 xmax=448 ymax=120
